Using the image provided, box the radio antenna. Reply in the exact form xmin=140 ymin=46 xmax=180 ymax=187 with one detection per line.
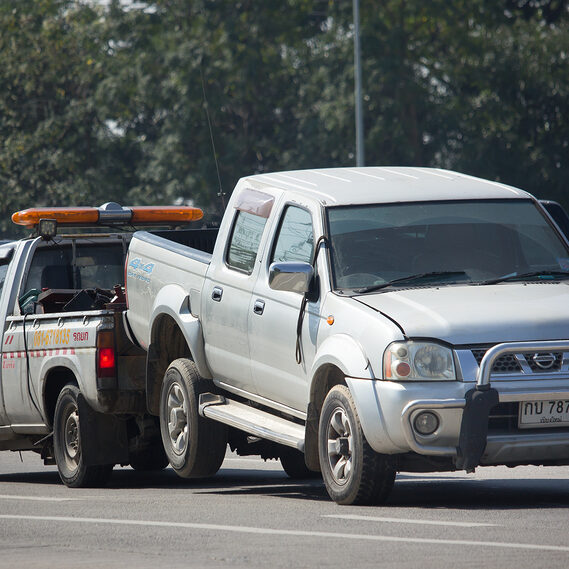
xmin=200 ymin=64 xmax=226 ymax=210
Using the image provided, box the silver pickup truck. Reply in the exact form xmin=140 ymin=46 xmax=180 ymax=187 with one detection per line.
xmin=125 ymin=167 xmax=569 ymax=505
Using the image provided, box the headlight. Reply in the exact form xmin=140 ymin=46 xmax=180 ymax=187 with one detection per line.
xmin=383 ymin=341 xmax=456 ymax=381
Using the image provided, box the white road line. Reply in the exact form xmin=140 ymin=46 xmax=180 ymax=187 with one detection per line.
xmin=323 ymin=514 xmax=496 ymax=528
xmin=1 ymin=515 xmax=566 ymax=552
xmin=0 ymin=495 xmax=80 ymax=502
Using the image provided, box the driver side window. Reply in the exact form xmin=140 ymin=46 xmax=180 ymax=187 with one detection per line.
xmin=271 ymin=206 xmax=314 ymax=264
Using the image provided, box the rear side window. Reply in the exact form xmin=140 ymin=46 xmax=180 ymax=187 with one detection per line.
xmin=226 ymin=189 xmax=274 ymax=274
xmin=226 ymin=211 xmax=267 ymax=274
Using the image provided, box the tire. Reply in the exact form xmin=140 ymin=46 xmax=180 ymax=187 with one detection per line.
xmin=53 ymin=384 xmax=113 ymax=488
xmin=159 ymin=358 xmax=227 ymax=478
xmin=129 ymin=443 xmax=169 ymax=472
xmin=318 ymin=384 xmax=395 ymax=505
xmin=279 ymin=447 xmax=320 ymax=479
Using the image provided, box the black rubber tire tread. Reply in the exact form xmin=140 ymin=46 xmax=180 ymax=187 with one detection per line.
xmin=129 ymin=443 xmax=169 ymax=471
xmin=53 ymin=384 xmax=113 ymax=488
xmin=318 ymin=384 xmax=395 ymax=505
xmin=279 ymin=447 xmax=320 ymax=479
xmin=159 ymin=358 xmax=227 ymax=479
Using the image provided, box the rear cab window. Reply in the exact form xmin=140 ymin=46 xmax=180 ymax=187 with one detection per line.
xmin=18 ymin=238 xmax=128 ymax=313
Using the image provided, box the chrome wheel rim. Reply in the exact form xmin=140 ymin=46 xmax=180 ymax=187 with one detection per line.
xmin=166 ymin=382 xmax=188 ymax=455
xmin=325 ymin=406 xmax=353 ymax=485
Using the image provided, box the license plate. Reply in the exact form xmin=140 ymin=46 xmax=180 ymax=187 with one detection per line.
xmin=518 ymin=400 xmax=569 ymax=429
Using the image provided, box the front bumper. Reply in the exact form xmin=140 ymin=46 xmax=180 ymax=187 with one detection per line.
xmin=350 ymin=341 xmax=569 ymax=471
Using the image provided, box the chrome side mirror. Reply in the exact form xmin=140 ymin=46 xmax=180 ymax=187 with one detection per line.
xmin=269 ymin=262 xmax=314 ymax=293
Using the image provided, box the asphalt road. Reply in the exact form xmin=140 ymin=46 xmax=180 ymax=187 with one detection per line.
xmin=1 ymin=450 xmax=568 ymax=569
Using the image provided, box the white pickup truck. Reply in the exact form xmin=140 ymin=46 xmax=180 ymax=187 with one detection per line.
xmin=125 ymin=167 xmax=569 ymax=505
xmin=0 ymin=203 xmax=201 ymax=487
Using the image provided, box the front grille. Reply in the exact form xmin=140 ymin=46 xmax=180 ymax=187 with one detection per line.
xmin=471 ymin=346 xmax=564 ymax=375
xmin=471 ymin=349 xmax=521 ymax=373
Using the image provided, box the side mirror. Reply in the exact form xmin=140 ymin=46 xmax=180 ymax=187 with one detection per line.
xmin=269 ymin=262 xmax=314 ymax=293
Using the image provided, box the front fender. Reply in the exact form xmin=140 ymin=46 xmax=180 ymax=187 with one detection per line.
xmin=310 ymin=333 xmax=373 ymax=380
xmin=150 ymin=284 xmax=212 ymax=379
xmin=310 ymin=334 xmax=400 ymax=454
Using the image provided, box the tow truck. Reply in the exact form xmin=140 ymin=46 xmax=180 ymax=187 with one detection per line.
xmin=0 ymin=203 xmax=202 ymax=487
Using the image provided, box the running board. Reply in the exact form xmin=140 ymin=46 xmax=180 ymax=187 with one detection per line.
xmin=199 ymin=393 xmax=305 ymax=452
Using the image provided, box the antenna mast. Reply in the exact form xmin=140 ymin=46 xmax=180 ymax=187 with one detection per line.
xmin=200 ymin=65 xmax=226 ymax=210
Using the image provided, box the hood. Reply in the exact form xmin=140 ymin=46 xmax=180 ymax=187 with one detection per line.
xmin=356 ymin=282 xmax=569 ymax=345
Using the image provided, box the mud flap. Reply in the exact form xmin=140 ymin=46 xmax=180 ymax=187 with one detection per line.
xmin=77 ymin=393 xmax=129 ymax=466
xmin=455 ymin=387 xmax=499 ymax=472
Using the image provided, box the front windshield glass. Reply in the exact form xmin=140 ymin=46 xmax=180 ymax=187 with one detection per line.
xmin=326 ymin=199 xmax=569 ymax=291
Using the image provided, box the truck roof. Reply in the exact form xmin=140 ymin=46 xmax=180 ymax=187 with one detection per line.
xmin=245 ymin=167 xmax=531 ymax=206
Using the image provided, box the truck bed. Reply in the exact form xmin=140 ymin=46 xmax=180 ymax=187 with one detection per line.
xmin=125 ymin=228 xmax=219 ymax=351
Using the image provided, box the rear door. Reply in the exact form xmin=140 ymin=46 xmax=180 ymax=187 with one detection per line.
xmin=202 ymin=189 xmax=275 ymax=394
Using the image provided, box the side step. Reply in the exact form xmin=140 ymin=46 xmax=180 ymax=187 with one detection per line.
xmin=199 ymin=393 xmax=305 ymax=452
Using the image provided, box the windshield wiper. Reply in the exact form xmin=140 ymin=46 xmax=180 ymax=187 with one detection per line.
xmin=354 ymin=271 xmax=468 ymax=294
xmin=480 ymin=270 xmax=569 ymax=286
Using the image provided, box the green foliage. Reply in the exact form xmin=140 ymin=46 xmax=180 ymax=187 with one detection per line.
xmin=1 ymin=0 xmax=569 ymax=237
xmin=0 ymin=0 xmax=133 ymax=235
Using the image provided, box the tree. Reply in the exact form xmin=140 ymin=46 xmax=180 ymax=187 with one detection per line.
xmin=1 ymin=0 xmax=569 ymax=238
xmin=0 ymin=1 xmax=134 ymax=235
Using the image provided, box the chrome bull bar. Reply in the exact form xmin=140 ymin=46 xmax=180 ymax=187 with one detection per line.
xmin=476 ymin=340 xmax=569 ymax=389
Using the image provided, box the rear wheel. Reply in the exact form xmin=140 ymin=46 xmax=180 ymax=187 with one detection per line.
xmin=53 ymin=384 xmax=113 ymax=488
xmin=159 ymin=358 xmax=227 ymax=478
xmin=279 ymin=447 xmax=320 ymax=479
xmin=318 ymin=384 xmax=395 ymax=505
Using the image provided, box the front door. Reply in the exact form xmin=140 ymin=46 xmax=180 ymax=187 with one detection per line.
xmin=248 ymin=205 xmax=317 ymax=412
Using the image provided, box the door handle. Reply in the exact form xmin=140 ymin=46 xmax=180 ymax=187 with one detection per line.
xmin=253 ymin=299 xmax=265 ymax=315
xmin=211 ymin=286 xmax=223 ymax=302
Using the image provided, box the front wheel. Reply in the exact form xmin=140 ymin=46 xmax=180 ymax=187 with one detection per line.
xmin=318 ymin=384 xmax=395 ymax=505
xmin=159 ymin=358 xmax=227 ymax=478
xmin=53 ymin=384 xmax=113 ymax=488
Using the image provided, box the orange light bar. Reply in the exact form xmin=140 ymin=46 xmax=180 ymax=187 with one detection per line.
xmin=130 ymin=206 xmax=203 ymax=224
xmin=12 ymin=207 xmax=99 ymax=227
xmin=12 ymin=204 xmax=203 ymax=227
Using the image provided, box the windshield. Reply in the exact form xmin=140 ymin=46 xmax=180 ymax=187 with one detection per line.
xmin=326 ymin=199 xmax=569 ymax=291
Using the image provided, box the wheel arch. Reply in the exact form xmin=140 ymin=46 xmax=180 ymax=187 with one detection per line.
xmin=146 ymin=306 xmax=212 ymax=415
xmin=43 ymin=367 xmax=78 ymax=428
xmin=304 ymin=334 xmax=375 ymax=471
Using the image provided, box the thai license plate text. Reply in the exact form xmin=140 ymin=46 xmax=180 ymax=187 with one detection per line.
xmin=519 ymin=400 xmax=569 ymax=428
